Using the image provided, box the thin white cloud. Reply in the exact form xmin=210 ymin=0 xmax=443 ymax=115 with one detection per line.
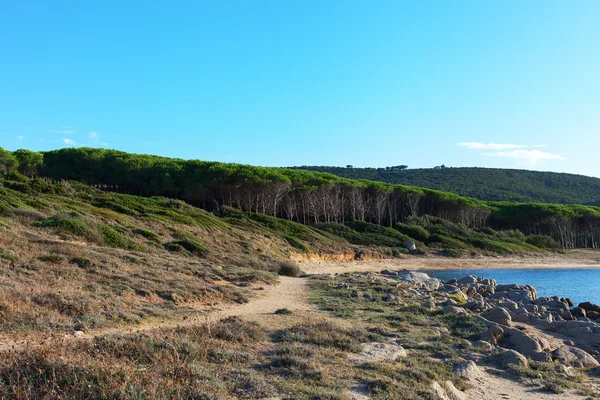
xmin=89 ymin=131 xmax=99 ymax=138
xmin=483 ymin=149 xmax=565 ymax=163
xmin=61 ymin=138 xmax=76 ymax=145
xmin=101 ymin=142 xmax=108 ymax=147
xmin=17 ymin=136 xmax=24 ymax=140
xmin=457 ymin=142 xmax=527 ymax=150
xmin=53 ymin=129 xmax=76 ymax=135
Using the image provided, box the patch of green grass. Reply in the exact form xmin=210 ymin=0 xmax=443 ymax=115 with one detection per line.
xmin=132 ymin=227 xmax=160 ymax=242
xmin=98 ymin=224 xmax=139 ymax=250
xmin=33 ymin=215 xmax=99 ymax=241
xmin=164 ymin=231 xmax=207 ymax=256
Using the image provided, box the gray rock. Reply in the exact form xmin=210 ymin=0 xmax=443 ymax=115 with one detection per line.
xmin=480 ymin=325 xmax=504 ymax=345
xmin=579 ymin=302 xmax=600 ymax=313
xmin=424 ymin=300 xmax=437 ymax=309
xmin=403 ymin=240 xmax=417 ymax=251
xmin=442 ymin=305 xmax=469 ymax=316
xmin=430 ymin=381 xmax=450 ymax=400
xmin=458 ymin=276 xmax=479 ymax=285
xmin=496 ymin=349 xmax=528 ymax=367
xmin=562 ymin=311 xmax=575 ymax=321
xmin=481 ymin=307 xmax=512 ymax=326
xmin=442 ymin=381 xmax=467 ymax=400
xmin=572 ymin=307 xmax=587 ymax=318
xmin=453 ymin=360 xmax=480 ymax=379
xmin=472 ymin=340 xmax=495 ymax=353
xmin=395 ymin=271 xmax=440 ymax=290
xmin=552 ymin=346 xmax=600 ymax=368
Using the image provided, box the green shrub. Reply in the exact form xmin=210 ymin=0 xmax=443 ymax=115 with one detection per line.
xmin=98 ymin=224 xmax=138 ymax=250
xmin=525 ymin=235 xmax=558 ymax=249
xmin=428 ymin=234 xmax=467 ymax=249
xmin=133 ymin=227 xmax=160 ymax=242
xmin=165 ymin=232 xmax=206 ymax=256
xmin=37 ymin=255 xmax=64 ymax=264
xmin=394 ymin=222 xmax=430 ymax=241
xmin=69 ymin=257 xmax=93 ymax=269
xmin=278 ymin=261 xmax=302 ymax=277
xmin=33 ymin=216 xmax=98 ymax=241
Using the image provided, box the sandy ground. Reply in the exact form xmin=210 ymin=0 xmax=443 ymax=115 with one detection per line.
xmin=299 ymin=250 xmax=600 ymax=276
xmin=465 ymin=366 xmax=584 ymax=400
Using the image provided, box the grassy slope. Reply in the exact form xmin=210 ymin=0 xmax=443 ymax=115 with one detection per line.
xmin=0 ymin=178 xmax=554 ymax=337
xmin=0 ymin=181 xmax=350 ymax=336
xmin=292 ymin=166 xmax=600 ymax=205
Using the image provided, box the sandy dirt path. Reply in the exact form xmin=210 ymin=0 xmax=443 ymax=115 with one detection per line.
xmin=1 ymin=256 xmax=597 ymax=399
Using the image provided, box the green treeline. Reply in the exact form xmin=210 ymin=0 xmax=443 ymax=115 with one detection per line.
xmin=1 ymin=146 xmax=600 ymax=249
xmin=292 ymin=166 xmax=600 ymax=205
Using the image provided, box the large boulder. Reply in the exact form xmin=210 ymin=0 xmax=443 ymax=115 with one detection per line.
xmin=481 ymin=307 xmax=512 ymax=327
xmin=453 ymin=360 xmax=480 ymax=379
xmin=442 ymin=305 xmax=470 ymax=316
xmin=572 ymin=307 xmax=587 ymax=318
xmin=350 ymin=343 xmax=407 ymax=363
xmin=395 ymin=271 xmax=440 ymax=290
xmin=480 ymin=325 xmax=504 ymax=345
xmin=496 ymin=349 xmax=528 ymax=368
xmin=552 ymin=346 xmax=600 ymax=368
xmin=403 ymin=240 xmax=416 ymax=251
xmin=579 ymin=302 xmax=600 ymax=313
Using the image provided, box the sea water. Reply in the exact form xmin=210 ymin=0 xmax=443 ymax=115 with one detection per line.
xmin=424 ymin=268 xmax=600 ymax=306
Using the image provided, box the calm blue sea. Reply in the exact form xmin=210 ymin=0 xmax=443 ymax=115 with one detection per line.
xmin=424 ymin=268 xmax=600 ymax=306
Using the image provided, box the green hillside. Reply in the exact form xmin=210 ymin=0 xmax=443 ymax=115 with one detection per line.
xmin=291 ymin=166 xmax=600 ymax=205
xmin=2 ymin=146 xmax=600 ymax=250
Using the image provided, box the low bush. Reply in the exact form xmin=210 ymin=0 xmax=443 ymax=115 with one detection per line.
xmin=278 ymin=261 xmax=302 ymax=277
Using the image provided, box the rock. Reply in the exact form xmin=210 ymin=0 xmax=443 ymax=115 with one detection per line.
xmin=472 ymin=340 xmax=495 ymax=353
xmin=523 ymin=304 xmax=539 ymax=313
xmin=562 ymin=311 xmax=575 ymax=321
xmin=557 ymin=364 xmax=575 ymax=377
xmin=587 ymin=311 xmax=600 ymax=320
xmin=442 ymin=381 xmax=467 ymax=400
xmin=73 ymin=330 xmax=85 ymax=338
xmin=423 ymin=300 xmax=437 ymax=309
xmin=440 ymin=298 xmax=458 ymax=307
xmin=350 ymin=343 xmax=407 ymax=363
xmin=395 ymin=271 xmax=440 ymax=290
xmin=481 ymin=307 xmax=512 ymax=327
xmin=572 ymin=307 xmax=587 ymax=318
xmin=579 ymin=302 xmax=600 ymax=313
xmin=442 ymin=305 xmax=469 ymax=316
xmin=497 ymin=349 xmax=528 ymax=368
xmin=453 ymin=360 xmax=480 ymax=379
xmin=552 ymin=346 xmax=600 ymax=368
xmin=458 ymin=276 xmax=479 ymax=285
xmin=403 ymin=240 xmax=417 ymax=251
xmin=480 ymin=326 xmax=504 ymax=345
xmin=382 ymin=293 xmax=398 ymax=303
xmin=430 ymin=381 xmax=451 ymax=400
xmin=502 ymin=327 xmax=547 ymax=358
xmin=565 ymin=298 xmax=574 ymax=307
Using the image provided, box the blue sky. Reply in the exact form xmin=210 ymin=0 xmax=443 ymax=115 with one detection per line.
xmin=1 ymin=1 xmax=599 ymax=176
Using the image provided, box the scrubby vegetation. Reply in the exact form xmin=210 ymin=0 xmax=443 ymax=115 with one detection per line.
xmin=2 ymin=147 xmax=600 ymax=250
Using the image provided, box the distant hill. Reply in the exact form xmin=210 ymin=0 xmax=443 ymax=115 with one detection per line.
xmin=290 ymin=166 xmax=600 ymax=205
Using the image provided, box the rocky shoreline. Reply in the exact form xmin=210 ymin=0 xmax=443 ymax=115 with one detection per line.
xmin=383 ymin=269 xmax=600 ymax=382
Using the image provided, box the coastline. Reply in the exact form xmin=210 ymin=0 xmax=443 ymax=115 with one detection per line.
xmin=300 ymin=250 xmax=600 ymax=275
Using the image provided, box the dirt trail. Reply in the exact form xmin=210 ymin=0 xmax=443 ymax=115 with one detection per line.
xmin=1 ymin=257 xmax=597 ymax=399
xmin=465 ymin=366 xmax=583 ymax=400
